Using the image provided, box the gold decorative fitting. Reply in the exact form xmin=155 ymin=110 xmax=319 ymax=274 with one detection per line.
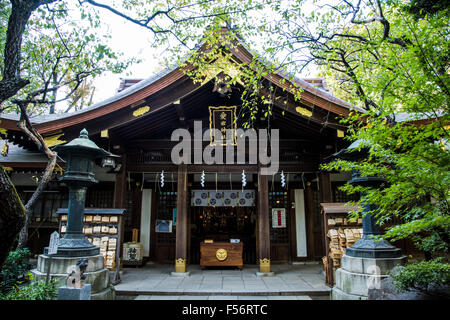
xmin=1 ymin=142 xmax=9 ymax=157
xmin=132 ymin=106 xmax=150 ymax=117
xmin=43 ymin=132 xmax=66 ymax=148
xmin=216 ymin=249 xmax=228 ymax=261
xmin=259 ymin=258 xmax=271 ymax=273
xmin=295 ymin=106 xmax=312 ymax=118
xmin=101 ymin=129 xmax=109 ymax=138
xmin=337 ymin=129 xmax=345 ymax=138
xmin=175 ymin=258 xmax=186 ymax=273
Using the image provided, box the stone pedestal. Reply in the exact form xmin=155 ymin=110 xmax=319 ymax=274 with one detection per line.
xmin=331 ymin=254 xmax=407 ymax=300
xmin=58 ymin=284 xmax=91 ymax=300
xmin=31 ymin=254 xmax=115 ymax=300
xmin=256 ymin=272 xmax=275 ymax=277
xmin=171 ymin=271 xmax=191 ymax=277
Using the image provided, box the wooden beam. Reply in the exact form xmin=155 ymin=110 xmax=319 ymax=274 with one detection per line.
xmin=127 ymin=164 xmax=178 ymax=173
xmin=188 ymin=164 xmax=258 ymax=173
xmin=126 ymin=163 xmax=320 ymax=174
xmin=126 ymin=138 xmax=314 ymax=150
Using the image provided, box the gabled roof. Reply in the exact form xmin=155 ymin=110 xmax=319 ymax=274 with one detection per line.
xmin=0 ymin=27 xmax=363 ymax=142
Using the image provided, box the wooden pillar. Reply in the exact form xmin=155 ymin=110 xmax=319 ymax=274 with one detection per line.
xmin=175 ymin=165 xmax=188 ymax=273
xmin=113 ymin=154 xmax=127 ymax=209
xmin=113 ymin=154 xmax=127 ymax=262
xmin=319 ymin=171 xmax=332 ymax=257
xmin=319 ymin=171 xmax=332 ymax=203
xmin=257 ymin=169 xmax=271 ymax=273
xmin=150 ymin=189 xmax=157 ymax=261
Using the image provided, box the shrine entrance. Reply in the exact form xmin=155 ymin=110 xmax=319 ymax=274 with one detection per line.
xmin=189 ymin=190 xmax=257 ymax=265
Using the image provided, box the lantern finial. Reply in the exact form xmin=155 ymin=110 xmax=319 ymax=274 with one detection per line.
xmin=79 ymin=128 xmax=89 ymax=139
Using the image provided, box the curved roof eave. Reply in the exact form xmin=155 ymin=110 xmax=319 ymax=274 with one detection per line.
xmin=223 ymin=35 xmax=365 ymax=115
xmin=1 ymin=29 xmax=364 ymax=135
xmin=0 ymin=63 xmax=184 ymax=133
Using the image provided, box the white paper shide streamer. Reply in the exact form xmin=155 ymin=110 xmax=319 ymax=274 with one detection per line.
xmin=281 ymin=170 xmax=286 ymax=188
xmin=201 ymin=170 xmax=205 ymax=188
xmin=242 ymin=170 xmax=247 ymax=188
xmin=160 ymin=170 xmax=165 ymax=188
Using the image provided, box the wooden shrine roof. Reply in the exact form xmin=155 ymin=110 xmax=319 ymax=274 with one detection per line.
xmin=1 ymin=27 xmax=366 ymax=151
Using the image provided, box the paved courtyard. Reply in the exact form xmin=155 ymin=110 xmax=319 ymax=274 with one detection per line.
xmin=114 ymin=262 xmax=330 ymax=299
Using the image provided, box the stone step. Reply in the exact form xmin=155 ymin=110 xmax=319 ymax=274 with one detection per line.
xmin=133 ymin=295 xmax=313 ymax=300
xmin=116 ymin=289 xmax=330 ymax=297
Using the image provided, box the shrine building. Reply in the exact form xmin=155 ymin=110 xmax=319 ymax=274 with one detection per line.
xmin=0 ymin=28 xmax=369 ymax=274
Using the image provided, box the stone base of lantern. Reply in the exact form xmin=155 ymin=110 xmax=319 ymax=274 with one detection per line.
xmin=331 ymin=254 xmax=407 ymax=300
xmin=31 ymin=254 xmax=115 ymax=300
xmin=44 ymin=238 xmax=100 ymax=257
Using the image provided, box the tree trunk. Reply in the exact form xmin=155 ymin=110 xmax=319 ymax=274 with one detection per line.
xmin=0 ymin=0 xmax=58 ymax=269
xmin=16 ymin=152 xmax=57 ymax=249
xmin=16 ymin=213 xmax=30 ymax=251
xmin=0 ymin=165 xmax=26 ymax=270
xmin=0 ymin=0 xmax=52 ymax=103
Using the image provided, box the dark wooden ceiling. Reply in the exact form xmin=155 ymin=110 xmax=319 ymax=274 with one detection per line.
xmin=99 ymin=79 xmax=342 ymax=147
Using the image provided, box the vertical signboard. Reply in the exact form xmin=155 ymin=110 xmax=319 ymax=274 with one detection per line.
xmin=272 ymin=208 xmax=286 ymax=228
xmin=209 ymin=106 xmax=237 ymax=146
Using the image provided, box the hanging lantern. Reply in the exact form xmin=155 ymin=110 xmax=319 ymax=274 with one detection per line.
xmin=281 ymin=170 xmax=286 ymax=188
xmin=201 ymin=170 xmax=205 ymax=188
xmin=101 ymin=156 xmax=116 ymax=168
xmin=160 ymin=170 xmax=165 ymax=188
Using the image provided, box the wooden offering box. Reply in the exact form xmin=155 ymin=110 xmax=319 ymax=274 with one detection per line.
xmin=200 ymin=242 xmax=243 ymax=269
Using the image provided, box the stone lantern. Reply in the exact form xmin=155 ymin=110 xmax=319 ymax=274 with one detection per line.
xmin=330 ymin=139 xmax=407 ymax=300
xmin=32 ymin=128 xmax=118 ymax=300
xmin=47 ymin=128 xmax=116 ymax=257
xmin=345 ymin=171 xmax=402 ymax=258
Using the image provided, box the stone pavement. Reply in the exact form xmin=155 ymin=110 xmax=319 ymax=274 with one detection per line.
xmin=114 ymin=262 xmax=330 ymax=299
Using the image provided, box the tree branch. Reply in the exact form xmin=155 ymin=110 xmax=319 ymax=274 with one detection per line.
xmin=0 ymin=0 xmax=57 ymax=105
xmin=15 ymin=101 xmax=58 ymax=249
